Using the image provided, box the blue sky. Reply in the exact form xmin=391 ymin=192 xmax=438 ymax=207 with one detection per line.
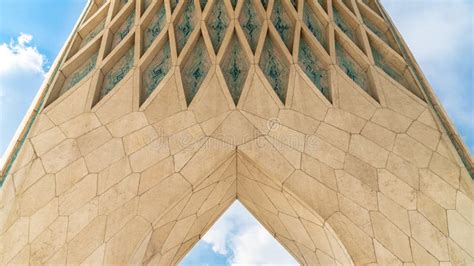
xmin=0 ymin=0 xmax=86 ymax=165
xmin=181 ymin=201 xmax=298 ymax=265
xmin=0 ymin=0 xmax=472 ymax=264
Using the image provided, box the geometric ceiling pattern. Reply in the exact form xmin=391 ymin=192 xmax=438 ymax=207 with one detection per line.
xmin=0 ymin=0 xmax=473 ymax=266
xmin=45 ymin=0 xmax=426 ymax=108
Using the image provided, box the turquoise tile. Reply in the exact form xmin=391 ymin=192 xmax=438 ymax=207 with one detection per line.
xmin=175 ymin=0 xmax=197 ymax=54
xmin=239 ymin=0 xmax=262 ymax=53
xmin=143 ymin=3 xmax=166 ymax=52
xmin=143 ymin=40 xmax=171 ymax=101
xmin=207 ymin=0 xmax=229 ymax=53
xmin=181 ymin=36 xmax=211 ymax=105
xmin=298 ymin=38 xmax=330 ymax=100
xmin=336 ymin=42 xmax=370 ymax=92
xmin=303 ymin=2 xmax=328 ymax=52
xmin=333 ymin=7 xmax=360 ymax=48
xmin=259 ymin=36 xmax=290 ymax=104
xmin=100 ymin=45 xmax=134 ymax=99
xmin=271 ymin=0 xmax=295 ymax=51
xmin=221 ymin=34 xmax=250 ymax=105
xmin=61 ymin=51 xmax=99 ymax=96
xmin=111 ymin=11 xmax=135 ymax=50
xmin=79 ymin=20 xmax=105 ymax=48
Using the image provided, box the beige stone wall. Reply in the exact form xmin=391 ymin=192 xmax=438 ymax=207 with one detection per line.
xmin=1 ymin=0 xmax=473 ymax=265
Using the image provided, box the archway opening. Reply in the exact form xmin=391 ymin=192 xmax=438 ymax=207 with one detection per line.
xmin=180 ymin=200 xmax=299 ymax=265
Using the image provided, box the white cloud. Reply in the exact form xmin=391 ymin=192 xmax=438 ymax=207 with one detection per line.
xmin=230 ymin=221 xmax=298 ymax=266
xmin=202 ymin=211 xmax=233 ymax=255
xmin=381 ymin=0 xmax=474 ymax=151
xmin=18 ymin=33 xmax=33 ymax=46
xmin=382 ymin=1 xmax=471 ymax=60
xmin=0 ymin=33 xmax=47 ymax=156
xmin=201 ymin=201 xmax=298 ymax=266
xmin=0 ymin=33 xmax=46 ymax=76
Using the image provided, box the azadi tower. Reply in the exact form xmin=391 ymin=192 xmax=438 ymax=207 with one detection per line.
xmin=0 ymin=0 xmax=472 ymax=264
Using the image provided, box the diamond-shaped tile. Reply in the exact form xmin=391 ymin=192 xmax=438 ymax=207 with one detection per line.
xmin=335 ymin=42 xmax=370 ymax=93
xmin=332 ymin=5 xmax=362 ymax=50
xmin=79 ymin=20 xmax=105 ymax=49
xmin=298 ymin=37 xmax=330 ymax=100
xmin=220 ymin=34 xmax=250 ymax=105
xmin=200 ymin=0 xmax=208 ymax=10
xmin=271 ymin=0 xmax=296 ymax=51
xmin=170 ymin=0 xmax=180 ymax=13
xmin=206 ymin=0 xmax=230 ymax=53
xmin=61 ymin=51 xmax=99 ymax=97
xmin=181 ymin=35 xmax=211 ymax=105
xmin=370 ymin=39 xmax=421 ymax=98
xmin=100 ymin=45 xmax=135 ymax=100
xmin=364 ymin=18 xmax=387 ymax=43
xmin=174 ymin=0 xmax=198 ymax=54
xmin=302 ymin=1 xmax=328 ymax=52
xmin=142 ymin=40 xmax=171 ymax=103
xmin=111 ymin=11 xmax=135 ymax=50
xmin=371 ymin=45 xmax=401 ymax=82
xmin=230 ymin=0 xmax=238 ymax=9
xmin=359 ymin=6 xmax=400 ymax=54
xmin=143 ymin=3 xmax=167 ymax=52
xmin=239 ymin=0 xmax=263 ymax=53
xmin=259 ymin=35 xmax=290 ymax=104
xmin=77 ymin=5 xmax=108 ymax=54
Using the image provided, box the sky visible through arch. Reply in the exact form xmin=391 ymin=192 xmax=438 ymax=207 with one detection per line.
xmin=0 ymin=0 xmax=473 ymax=264
xmin=180 ymin=201 xmax=299 ymax=265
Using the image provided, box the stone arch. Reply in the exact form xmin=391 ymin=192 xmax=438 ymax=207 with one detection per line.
xmin=1 ymin=78 xmax=473 ymax=265
xmin=0 ymin=1 xmax=472 ymax=261
xmin=117 ymin=148 xmax=355 ymax=266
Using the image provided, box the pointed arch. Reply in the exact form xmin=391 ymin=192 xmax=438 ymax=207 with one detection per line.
xmin=107 ymin=146 xmax=355 ymax=266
